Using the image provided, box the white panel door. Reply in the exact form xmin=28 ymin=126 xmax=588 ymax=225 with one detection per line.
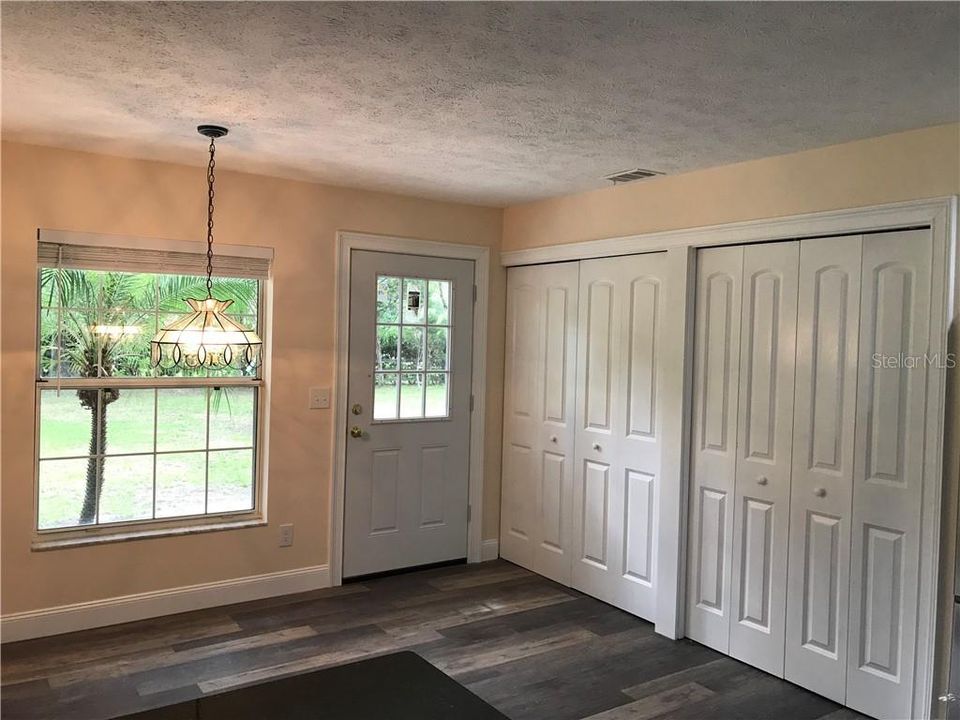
xmin=785 ymin=235 xmax=863 ymax=702
xmin=728 ymin=241 xmax=799 ymax=676
xmin=846 ymin=229 xmax=932 ymax=720
xmin=572 ymin=252 xmax=667 ymax=621
xmin=686 ymin=246 xmax=744 ymax=653
xmin=500 ymin=267 xmax=542 ymax=572
xmin=500 ymin=262 xmax=579 ymax=585
xmin=344 ymin=251 xmax=474 ymax=578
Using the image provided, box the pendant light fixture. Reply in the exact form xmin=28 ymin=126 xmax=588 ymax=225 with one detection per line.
xmin=150 ymin=125 xmax=262 ymax=370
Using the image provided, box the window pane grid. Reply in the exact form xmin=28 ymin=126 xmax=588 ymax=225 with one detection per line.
xmin=38 ymin=385 xmax=256 ymax=530
xmin=152 ymin=388 xmax=159 ymax=519
xmin=38 ymin=269 xmax=260 ymax=381
xmin=36 ymin=265 xmax=261 ymax=533
xmin=204 ymin=382 xmax=211 ymax=514
xmin=94 ymin=388 xmax=102 ymax=525
xmin=374 ymin=274 xmax=452 ymax=420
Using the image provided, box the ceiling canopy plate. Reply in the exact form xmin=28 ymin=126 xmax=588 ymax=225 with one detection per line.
xmin=197 ymin=124 xmax=228 ymax=139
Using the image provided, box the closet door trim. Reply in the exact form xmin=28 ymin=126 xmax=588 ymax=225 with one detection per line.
xmin=501 ymin=197 xmax=954 ymax=267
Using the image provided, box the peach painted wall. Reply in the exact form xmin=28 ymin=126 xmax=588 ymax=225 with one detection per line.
xmin=503 ymin=123 xmax=960 ymax=250
xmin=0 ymin=141 xmax=505 ymax=614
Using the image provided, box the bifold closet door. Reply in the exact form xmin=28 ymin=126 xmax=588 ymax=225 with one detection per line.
xmin=572 ymin=252 xmax=666 ymax=621
xmin=686 ymin=229 xmax=934 ymax=719
xmin=845 ymin=228 xmax=932 ymax=720
xmin=727 ymin=241 xmax=799 ymax=675
xmin=686 ymin=245 xmax=744 ymax=651
xmin=500 ymin=262 xmax=579 ymax=585
xmin=784 ymin=235 xmax=863 ymax=703
xmin=686 ymin=241 xmax=799 ymax=667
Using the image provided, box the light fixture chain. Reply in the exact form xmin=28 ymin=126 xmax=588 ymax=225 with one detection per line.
xmin=206 ymin=136 xmax=216 ymax=298
xmin=152 ymin=125 xmax=262 ymax=371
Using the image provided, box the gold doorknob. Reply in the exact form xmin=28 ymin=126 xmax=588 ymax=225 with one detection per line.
xmin=350 ymin=426 xmax=363 ymax=439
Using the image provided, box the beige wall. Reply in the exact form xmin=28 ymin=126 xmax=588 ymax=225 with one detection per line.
xmin=503 ymin=123 xmax=960 ymax=250
xmin=0 ymin=141 xmax=505 ymax=614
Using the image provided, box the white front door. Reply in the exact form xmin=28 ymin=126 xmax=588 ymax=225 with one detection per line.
xmin=572 ymin=251 xmax=667 ymax=621
xmin=343 ymin=250 xmax=474 ymax=578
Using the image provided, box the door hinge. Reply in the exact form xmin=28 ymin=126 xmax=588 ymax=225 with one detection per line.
xmin=473 ymin=284 xmax=478 ymax=303
xmin=467 ymin=504 xmax=472 ymax=522
xmin=470 ymin=394 xmax=475 ymax=412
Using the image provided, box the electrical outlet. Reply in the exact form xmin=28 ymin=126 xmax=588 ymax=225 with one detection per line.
xmin=279 ymin=523 xmax=294 ymax=547
xmin=309 ymin=387 xmax=330 ymax=410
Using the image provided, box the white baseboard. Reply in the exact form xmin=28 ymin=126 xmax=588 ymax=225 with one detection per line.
xmin=1 ymin=564 xmax=329 ymax=643
xmin=481 ymin=538 xmax=500 ymax=562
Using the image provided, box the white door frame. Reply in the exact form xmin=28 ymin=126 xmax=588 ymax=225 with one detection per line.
xmin=332 ymin=231 xmax=490 ymax=585
xmin=501 ymin=196 xmax=958 ymax=719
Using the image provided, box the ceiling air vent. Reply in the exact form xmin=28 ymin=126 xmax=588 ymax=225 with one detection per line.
xmin=604 ymin=168 xmax=664 ymax=184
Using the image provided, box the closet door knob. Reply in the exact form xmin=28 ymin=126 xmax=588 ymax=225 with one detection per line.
xmin=757 ymin=476 xmax=768 ymax=486
xmin=550 ymin=435 xmax=558 ymax=443
xmin=814 ymin=487 xmax=826 ymax=498
xmin=592 ymin=443 xmax=602 ymax=452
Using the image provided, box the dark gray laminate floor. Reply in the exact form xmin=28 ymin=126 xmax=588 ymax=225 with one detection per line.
xmin=0 ymin=560 xmax=868 ymax=720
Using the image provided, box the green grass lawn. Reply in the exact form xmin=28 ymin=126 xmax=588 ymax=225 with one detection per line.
xmin=38 ymin=388 xmax=255 ymax=529
xmin=39 ymin=382 xmax=447 ymax=530
xmin=374 ymin=382 xmax=448 ymax=419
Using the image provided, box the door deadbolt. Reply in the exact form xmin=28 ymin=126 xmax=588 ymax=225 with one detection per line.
xmin=351 ymin=403 xmax=362 ymax=415
xmin=350 ymin=426 xmax=363 ymax=439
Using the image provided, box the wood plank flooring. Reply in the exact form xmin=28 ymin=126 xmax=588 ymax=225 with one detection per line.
xmin=0 ymin=560 xmax=867 ymax=720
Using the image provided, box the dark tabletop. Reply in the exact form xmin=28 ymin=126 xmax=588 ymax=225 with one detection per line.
xmin=118 ymin=650 xmax=509 ymax=720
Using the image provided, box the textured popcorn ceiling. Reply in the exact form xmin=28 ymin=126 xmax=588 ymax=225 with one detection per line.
xmin=2 ymin=2 xmax=958 ymax=206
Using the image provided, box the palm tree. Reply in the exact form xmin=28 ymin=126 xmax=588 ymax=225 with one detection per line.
xmin=40 ymin=268 xmax=258 ymax=524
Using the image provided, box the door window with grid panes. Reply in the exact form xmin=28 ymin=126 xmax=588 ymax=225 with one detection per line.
xmin=373 ymin=276 xmax=452 ymax=420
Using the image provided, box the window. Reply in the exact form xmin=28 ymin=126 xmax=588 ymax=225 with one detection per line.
xmin=35 ymin=243 xmax=267 ymax=535
xmin=373 ymin=275 xmax=451 ymax=420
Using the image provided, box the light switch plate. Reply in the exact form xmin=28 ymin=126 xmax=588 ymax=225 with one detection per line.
xmin=309 ymin=387 xmax=331 ymax=409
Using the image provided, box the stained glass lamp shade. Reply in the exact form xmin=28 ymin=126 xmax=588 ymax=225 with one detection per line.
xmin=150 ymin=125 xmax=262 ymax=370
xmin=151 ymin=297 xmax=261 ymax=369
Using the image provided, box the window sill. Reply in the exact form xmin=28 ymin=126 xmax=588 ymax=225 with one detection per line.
xmin=31 ymin=518 xmax=266 ymax=551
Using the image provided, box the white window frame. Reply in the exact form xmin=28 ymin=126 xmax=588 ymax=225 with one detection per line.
xmin=31 ymin=230 xmax=273 ymax=548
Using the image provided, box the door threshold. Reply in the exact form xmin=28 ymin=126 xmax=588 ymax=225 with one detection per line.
xmin=344 ymin=558 xmax=467 ymax=583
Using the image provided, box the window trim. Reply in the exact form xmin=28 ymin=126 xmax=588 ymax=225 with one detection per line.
xmin=32 ymin=264 xmax=269 ymax=544
xmin=31 ymin=517 xmax=268 ymax=551
xmin=38 ymin=228 xmax=273 ymax=269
